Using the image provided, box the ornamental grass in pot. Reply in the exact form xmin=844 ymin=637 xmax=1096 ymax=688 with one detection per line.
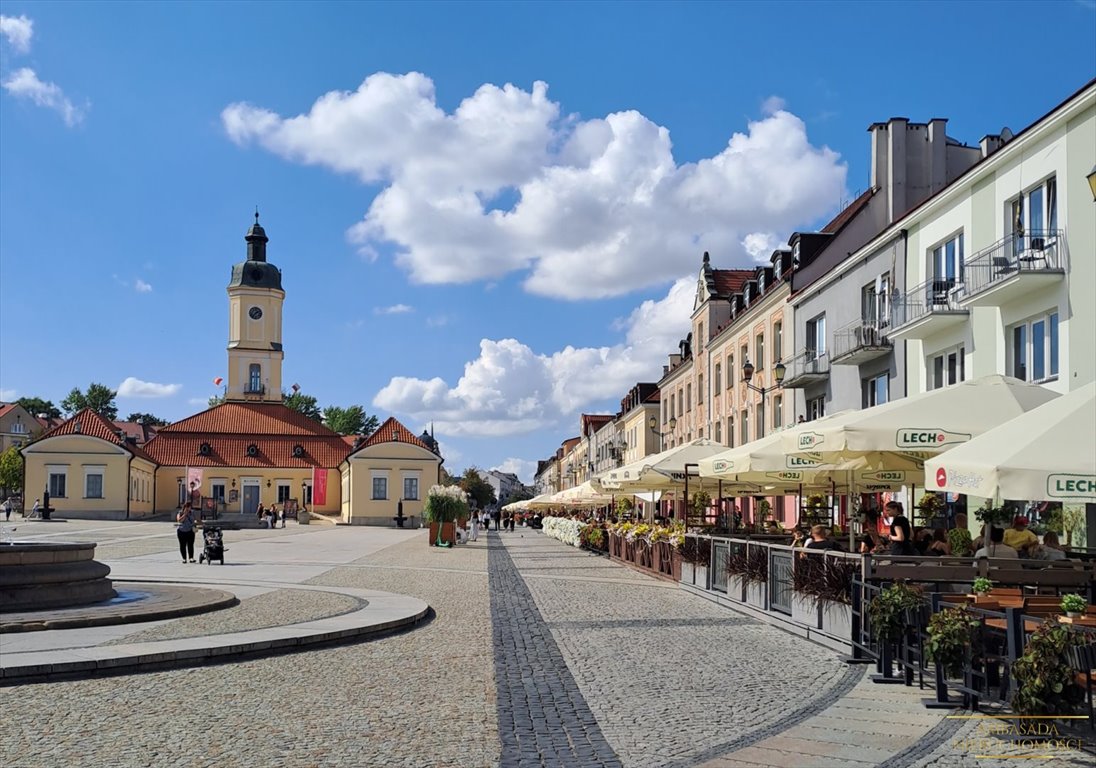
xmin=423 ymin=484 xmax=469 ymax=547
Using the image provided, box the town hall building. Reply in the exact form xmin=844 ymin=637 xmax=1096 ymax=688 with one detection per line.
xmin=21 ymin=216 xmax=443 ymax=525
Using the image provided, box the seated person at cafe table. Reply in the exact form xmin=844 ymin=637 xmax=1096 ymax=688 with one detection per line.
xmin=1032 ymin=530 xmax=1068 ymax=561
xmin=804 ymin=524 xmax=843 ymax=551
xmin=974 ymin=526 xmax=1019 ymax=559
xmin=1003 ymin=515 xmax=1039 ymax=555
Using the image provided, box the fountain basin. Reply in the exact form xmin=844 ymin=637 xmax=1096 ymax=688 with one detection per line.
xmin=0 ymin=542 xmax=116 ymax=612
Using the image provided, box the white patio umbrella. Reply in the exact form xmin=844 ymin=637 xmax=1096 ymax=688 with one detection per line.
xmin=553 ymin=481 xmax=615 ymax=507
xmin=596 ymin=439 xmax=729 ymax=492
xmin=779 ymin=375 xmax=1060 ymax=467
xmin=525 ymin=493 xmax=558 ymax=510
xmin=924 ymin=382 xmax=1095 ymax=503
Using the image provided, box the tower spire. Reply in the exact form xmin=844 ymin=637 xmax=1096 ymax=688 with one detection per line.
xmin=245 ymin=210 xmax=269 ymax=262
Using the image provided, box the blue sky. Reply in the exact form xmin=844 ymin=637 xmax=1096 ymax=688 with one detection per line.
xmin=1 ymin=1 xmax=1093 ymax=482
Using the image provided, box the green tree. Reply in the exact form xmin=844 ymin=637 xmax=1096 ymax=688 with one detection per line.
xmin=459 ymin=467 xmax=496 ymax=510
xmin=508 ymin=487 xmax=534 ymax=503
xmin=15 ymin=396 xmax=61 ymax=419
xmin=0 ymin=446 xmax=23 ymax=495
xmin=283 ymin=390 xmax=322 ymax=421
xmin=125 ymin=412 xmax=169 ymax=426
xmin=61 ymin=383 xmax=118 ymax=420
xmin=323 ymin=405 xmax=380 ymax=436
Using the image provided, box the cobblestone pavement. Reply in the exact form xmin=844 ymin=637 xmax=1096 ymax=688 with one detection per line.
xmin=1 ymin=524 xmax=497 ymax=768
xmin=497 ymin=531 xmax=859 ymax=768
xmin=3 ymin=520 xmax=1094 ymax=767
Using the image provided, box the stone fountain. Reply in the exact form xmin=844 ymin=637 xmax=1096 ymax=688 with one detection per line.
xmin=0 ymin=541 xmax=116 ymax=612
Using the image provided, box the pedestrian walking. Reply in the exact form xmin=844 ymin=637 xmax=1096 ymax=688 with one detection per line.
xmin=2 ymin=498 xmax=10 ymax=521
xmin=278 ymin=506 xmax=285 ymax=528
xmin=507 ymin=512 xmax=515 ymax=532
xmin=470 ymin=512 xmax=480 ymax=541
xmin=492 ymin=509 xmax=501 ymax=531
xmin=29 ymin=499 xmax=41 ymax=519
xmin=177 ymin=502 xmax=199 ymax=563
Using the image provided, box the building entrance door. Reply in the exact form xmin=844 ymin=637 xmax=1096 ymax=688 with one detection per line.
xmin=242 ymin=485 xmax=259 ymax=517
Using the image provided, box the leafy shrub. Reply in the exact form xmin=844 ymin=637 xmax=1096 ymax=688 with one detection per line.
xmin=1012 ymin=624 xmax=1085 ymax=715
xmin=1061 ymin=594 xmax=1087 ymax=614
xmin=868 ymin=583 xmax=923 ymax=641
xmin=926 ymin=607 xmax=978 ymax=678
xmin=679 ymin=535 xmax=711 ymax=566
xmin=971 ymin=577 xmax=993 ymax=595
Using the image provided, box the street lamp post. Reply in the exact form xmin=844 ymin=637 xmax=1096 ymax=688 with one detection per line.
xmin=648 ymin=415 xmax=676 ymax=452
xmin=741 ymin=358 xmax=786 ymax=397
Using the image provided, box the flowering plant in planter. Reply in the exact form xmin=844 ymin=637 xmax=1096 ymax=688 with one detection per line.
xmin=971 ymin=577 xmax=993 ymax=596
xmin=578 ymin=525 xmax=606 ymax=551
xmin=542 ymin=516 xmax=584 ymax=547
xmin=423 ymin=484 xmax=469 ymax=523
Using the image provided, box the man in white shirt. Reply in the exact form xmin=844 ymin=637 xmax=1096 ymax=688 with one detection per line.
xmin=974 ymin=526 xmax=1019 ymax=559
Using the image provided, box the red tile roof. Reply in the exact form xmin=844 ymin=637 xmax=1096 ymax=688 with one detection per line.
xmin=33 ymin=408 xmax=158 ymax=463
xmin=0 ymin=403 xmax=15 ymax=420
xmin=157 ymin=402 xmax=342 ymax=437
xmin=112 ymin=421 xmax=159 ymax=444
xmin=711 ymin=269 xmax=753 ymax=297
xmin=145 ymin=402 xmax=352 ymax=468
xmin=359 ymin=417 xmax=431 ymax=451
xmin=146 ymin=434 xmax=351 ymax=468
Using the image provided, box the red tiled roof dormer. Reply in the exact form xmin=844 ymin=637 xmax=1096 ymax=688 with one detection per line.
xmin=360 ymin=417 xmax=431 ymax=451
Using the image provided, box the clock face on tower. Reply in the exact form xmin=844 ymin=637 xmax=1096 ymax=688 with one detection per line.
xmin=248 ymin=306 xmax=263 ymax=320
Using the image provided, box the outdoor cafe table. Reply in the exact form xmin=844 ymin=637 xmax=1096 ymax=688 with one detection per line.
xmin=983 ymin=614 xmax=1096 ymax=632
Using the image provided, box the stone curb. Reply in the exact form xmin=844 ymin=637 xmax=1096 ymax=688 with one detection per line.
xmin=0 ymin=583 xmax=430 ymax=686
xmin=0 ymin=583 xmax=239 ymax=633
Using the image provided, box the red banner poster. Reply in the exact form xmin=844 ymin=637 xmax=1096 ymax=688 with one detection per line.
xmin=312 ymin=467 xmax=328 ymax=507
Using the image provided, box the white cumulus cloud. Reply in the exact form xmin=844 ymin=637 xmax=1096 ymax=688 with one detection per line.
xmin=0 ymin=388 xmax=17 ymax=401
xmin=135 ymin=279 xmax=153 ymax=293
xmin=118 ymin=377 xmax=182 ymax=399
xmin=373 ymin=277 xmax=693 ymax=437
xmin=3 ymin=67 xmax=85 ymax=126
xmin=223 ymin=73 xmax=846 ymax=300
xmin=492 ymin=458 xmax=538 ymax=485
xmin=0 ymin=14 xmax=33 ymax=53
xmin=373 ymin=303 xmax=413 ymax=315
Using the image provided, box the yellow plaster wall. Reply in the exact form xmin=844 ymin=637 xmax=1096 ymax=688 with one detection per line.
xmin=153 ymin=466 xmax=341 ymax=514
xmin=345 ymin=442 xmax=441 ymax=525
xmin=23 ymin=435 xmax=130 ymax=515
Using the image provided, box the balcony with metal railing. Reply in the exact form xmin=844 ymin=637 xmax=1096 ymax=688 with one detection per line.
xmin=780 ymin=348 xmax=830 ymax=388
xmin=831 ymin=319 xmax=892 ymax=365
xmin=888 ymin=276 xmax=969 ymax=339
xmin=959 ymin=230 xmax=1065 ymax=307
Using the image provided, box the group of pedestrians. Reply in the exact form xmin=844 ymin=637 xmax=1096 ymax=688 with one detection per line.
xmin=466 ymin=508 xmax=517 ymax=542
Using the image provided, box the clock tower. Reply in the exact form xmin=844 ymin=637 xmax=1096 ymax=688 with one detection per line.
xmin=226 ymin=213 xmax=284 ymax=403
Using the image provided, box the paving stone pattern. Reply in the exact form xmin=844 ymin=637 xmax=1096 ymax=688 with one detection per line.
xmin=100 ymin=588 xmax=360 ymax=645
xmin=489 ymin=532 xmax=623 ymax=768
xmin=500 ymin=530 xmax=858 ymax=768
xmin=1 ymin=535 xmax=497 ymax=768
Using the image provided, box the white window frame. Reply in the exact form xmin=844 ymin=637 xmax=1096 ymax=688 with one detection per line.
xmin=211 ymin=478 xmax=228 ymax=504
xmin=1009 ymin=176 xmax=1058 ymax=240
xmin=726 ymin=416 xmax=734 ymax=449
xmin=929 ymin=345 xmax=966 ymax=390
xmin=47 ymin=464 xmax=68 ymax=498
xmin=930 ymin=232 xmax=965 ymax=287
xmin=756 ymin=332 xmax=765 ymax=369
xmin=864 ymin=373 xmax=889 ymax=408
xmin=276 ymin=480 xmax=291 ymax=504
xmin=714 ymin=363 xmax=722 ymax=392
xmin=402 ymin=474 xmax=420 ymax=501
xmin=1008 ymin=311 xmax=1059 ymax=383
xmin=740 ymin=409 xmax=749 ymax=444
xmin=773 ymin=322 xmax=783 ymax=363
xmin=714 ymin=420 xmax=722 ymax=444
xmin=806 ymin=396 xmax=825 ymax=422
xmin=773 ymin=395 xmax=783 ymax=430
xmin=371 ymin=471 xmax=388 ymax=501
xmin=807 ymin=314 xmax=826 ymax=358
xmin=756 ymin=401 xmax=765 ymax=439
xmin=83 ymin=465 xmax=106 ymax=499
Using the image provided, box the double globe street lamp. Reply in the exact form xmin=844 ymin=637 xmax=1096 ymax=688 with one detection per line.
xmin=741 ymin=358 xmax=786 ymax=397
xmin=649 ymin=414 xmax=676 ymax=452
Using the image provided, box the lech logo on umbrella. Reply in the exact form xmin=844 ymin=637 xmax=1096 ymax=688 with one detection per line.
xmin=896 ymin=428 xmax=971 ymax=449
xmin=798 ymin=432 xmax=823 ymax=449
xmin=936 ymin=467 xmax=947 ymax=487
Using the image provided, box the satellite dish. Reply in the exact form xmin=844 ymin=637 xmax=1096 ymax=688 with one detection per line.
xmin=1000 ymin=127 xmax=1014 ymax=142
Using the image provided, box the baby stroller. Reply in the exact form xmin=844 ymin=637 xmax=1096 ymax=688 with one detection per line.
xmin=198 ymin=525 xmax=226 ymax=565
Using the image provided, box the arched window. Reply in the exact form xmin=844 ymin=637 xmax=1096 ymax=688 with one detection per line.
xmin=248 ymin=364 xmax=261 ymax=393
